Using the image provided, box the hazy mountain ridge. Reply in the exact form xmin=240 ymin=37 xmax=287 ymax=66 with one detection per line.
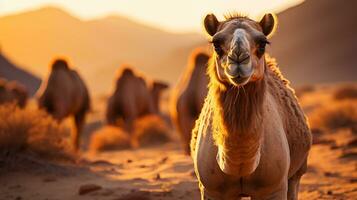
xmin=0 ymin=0 xmax=356 ymax=95
xmin=269 ymin=0 xmax=357 ymax=86
xmin=0 ymin=6 xmax=205 ymax=94
xmin=0 ymin=52 xmax=41 ymax=95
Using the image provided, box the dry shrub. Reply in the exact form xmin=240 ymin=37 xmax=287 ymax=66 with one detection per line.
xmin=295 ymin=84 xmax=315 ymax=97
xmin=89 ymin=125 xmax=131 ymax=153
xmin=333 ymin=85 xmax=357 ymax=100
xmin=0 ymin=103 xmax=73 ymax=162
xmin=309 ymin=100 xmax=357 ymax=132
xmin=132 ymin=115 xmax=171 ymax=148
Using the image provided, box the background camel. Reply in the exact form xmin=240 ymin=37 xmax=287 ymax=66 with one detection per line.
xmin=150 ymin=80 xmax=169 ymax=113
xmin=0 ymin=78 xmax=28 ymax=108
xmin=37 ymin=59 xmax=90 ymax=151
xmin=170 ymin=49 xmax=210 ymax=154
xmin=106 ymin=66 xmax=156 ymax=132
xmin=191 ymin=13 xmax=312 ymax=199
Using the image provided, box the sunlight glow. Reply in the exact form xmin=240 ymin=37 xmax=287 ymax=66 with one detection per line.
xmin=0 ymin=0 xmax=303 ymax=32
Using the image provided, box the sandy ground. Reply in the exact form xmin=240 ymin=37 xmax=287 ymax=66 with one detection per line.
xmin=0 ymin=84 xmax=356 ymax=200
xmin=0 ymin=133 xmax=356 ymax=200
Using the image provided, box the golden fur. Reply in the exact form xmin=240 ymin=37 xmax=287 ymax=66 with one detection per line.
xmin=191 ymin=13 xmax=312 ymax=199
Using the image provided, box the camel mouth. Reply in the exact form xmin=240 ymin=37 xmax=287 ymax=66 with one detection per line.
xmin=224 ymin=62 xmax=253 ymax=86
xmin=229 ymin=76 xmax=251 ymax=86
xmin=226 ymin=69 xmax=252 ymax=86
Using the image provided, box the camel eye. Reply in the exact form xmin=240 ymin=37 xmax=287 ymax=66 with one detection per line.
xmin=258 ymin=42 xmax=266 ymax=53
xmin=257 ymin=40 xmax=269 ymax=56
xmin=213 ymin=41 xmax=223 ymax=56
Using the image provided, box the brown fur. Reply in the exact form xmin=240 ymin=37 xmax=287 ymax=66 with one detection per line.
xmin=170 ymin=49 xmax=210 ymax=154
xmin=0 ymin=78 xmax=28 ymax=108
xmin=37 ymin=59 xmax=90 ymax=151
xmin=191 ymin=13 xmax=312 ymax=199
xmin=106 ymin=66 xmax=156 ymax=132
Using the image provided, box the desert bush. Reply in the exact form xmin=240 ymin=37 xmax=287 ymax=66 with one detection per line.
xmin=89 ymin=125 xmax=131 ymax=153
xmin=295 ymin=84 xmax=315 ymax=97
xmin=333 ymin=85 xmax=357 ymax=100
xmin=0 ymin=103 xmax=73 ymax=161
xmin=132 ymin=115 xmax=171 ymax=148
xmin=309 ymin=100 xmax=357 ymax=132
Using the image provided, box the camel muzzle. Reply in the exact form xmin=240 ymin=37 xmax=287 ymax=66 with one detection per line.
xmin=225 ymin=62 xmax=253 ymax=86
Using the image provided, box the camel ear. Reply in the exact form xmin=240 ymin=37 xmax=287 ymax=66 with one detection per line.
xmin=153 ymin=81 xmax=169 ymax=91
xmin=204 ymin=14 xmax=220 ymax=36
xmin=259 ymin=13 xmax=277 ymax=37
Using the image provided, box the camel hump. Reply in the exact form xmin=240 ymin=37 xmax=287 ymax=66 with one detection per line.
xmin=120 ymin=66 xmax=135 ymax=77
xmin=51 ymin=58 xmax=69 ymax=70
xmin=190 ymin=49 xmax=210 ymax=68
xmin=195 ymin=53 xmax=210 ymax=66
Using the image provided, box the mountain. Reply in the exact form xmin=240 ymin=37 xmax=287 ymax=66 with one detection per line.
xmin=0 ymin=52 xmax=41 ymax=96
xmin=269 ymin=0 xmax=357 ymax=86
xmin=0 ymin=6 xmax=205 ymax=94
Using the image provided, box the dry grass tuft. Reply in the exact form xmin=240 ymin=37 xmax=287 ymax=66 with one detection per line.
xmin=132 ymin=115 xmax=171 ymax=148
xmin=89 ymin=125 xmax=131 ymax=153
xmin=309 ymin=100 xmax=357 ymax=132
xmin=295 ymin=84 xmax=315 ymax=98
xmin=333 ymin=85 xmax=357 ymax=100
xmin=0 ymin=103 xmax=74 ymax=162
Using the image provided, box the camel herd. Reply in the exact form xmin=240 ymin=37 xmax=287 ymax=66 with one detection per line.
xmin=0 ymin=12 xmax=312 ymax=200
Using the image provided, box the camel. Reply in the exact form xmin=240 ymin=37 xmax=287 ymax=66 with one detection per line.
xmin=0 ymin=78 xmax=28 ymax=108
xmin=38 ymin=59 xmax=90 ymax=151
xmin=170 ymin=49 xmax=210 ymax=154
xmin=150 ymin=80 xmax=169 ymax=113
xmin=106 ymin=66 xmax=157 ymax=132
xmin=191 ymin=13 xmax=312 ymax=200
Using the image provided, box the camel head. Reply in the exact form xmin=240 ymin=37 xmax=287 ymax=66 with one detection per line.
xmin=152 ymin=81 xmax=169 ymax=97
xmin=51 ymin=59 xmax=69 ymax=70
xmin=151 ymin=80 xmax=169 ymax=111
xmin=204 ymin=13 xmax=276 ymax=87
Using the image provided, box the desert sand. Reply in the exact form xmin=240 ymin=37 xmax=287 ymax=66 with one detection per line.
xmin=0 ymin=84 xmax=356 ymax=200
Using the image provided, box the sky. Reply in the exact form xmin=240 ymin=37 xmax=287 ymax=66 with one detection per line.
xmin=0 ymin=0 xmax=303 ymax=32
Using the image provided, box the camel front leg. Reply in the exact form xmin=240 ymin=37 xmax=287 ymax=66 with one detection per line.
xmin=252 ymin=181 xmax=288 ymax=200
xmin=288 ymin=159 xmax=307 ymax=200
xmin=287 ymin=174 xmax=301 ymax=200
xmin=73 ymin=111 xmax=86 ymax=152
xmin=199 ymin=184 xmax=223 ymax=200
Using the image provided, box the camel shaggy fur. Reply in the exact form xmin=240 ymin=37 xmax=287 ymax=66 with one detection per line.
xmin=38 ymin=59 xmax=90 ymax=151
xmin=106 ymin=66 xmax=156 ymax=132
xmin=0 ymin=78 xmax=28 ymax=108
xmin=170 ymin=49 xmax=210 ymax=154
xmin=191 ymin=13 xmax=312 ymax=200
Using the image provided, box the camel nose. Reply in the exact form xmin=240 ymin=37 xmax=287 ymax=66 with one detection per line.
xmin=226 ymin=61 xmax=253 ymax=79
xmin=226 ymin=64 xmax=240 ymax=78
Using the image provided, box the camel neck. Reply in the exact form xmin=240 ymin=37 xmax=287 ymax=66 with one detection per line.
xmin=210 ymin=75 xmax=266 ymax=176
xmin=212 ymin=77 xmax=266 ymax=136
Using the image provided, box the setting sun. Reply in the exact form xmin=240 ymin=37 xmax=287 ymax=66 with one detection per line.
xmin=0 ymin=0 xmax=303 ymax=32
